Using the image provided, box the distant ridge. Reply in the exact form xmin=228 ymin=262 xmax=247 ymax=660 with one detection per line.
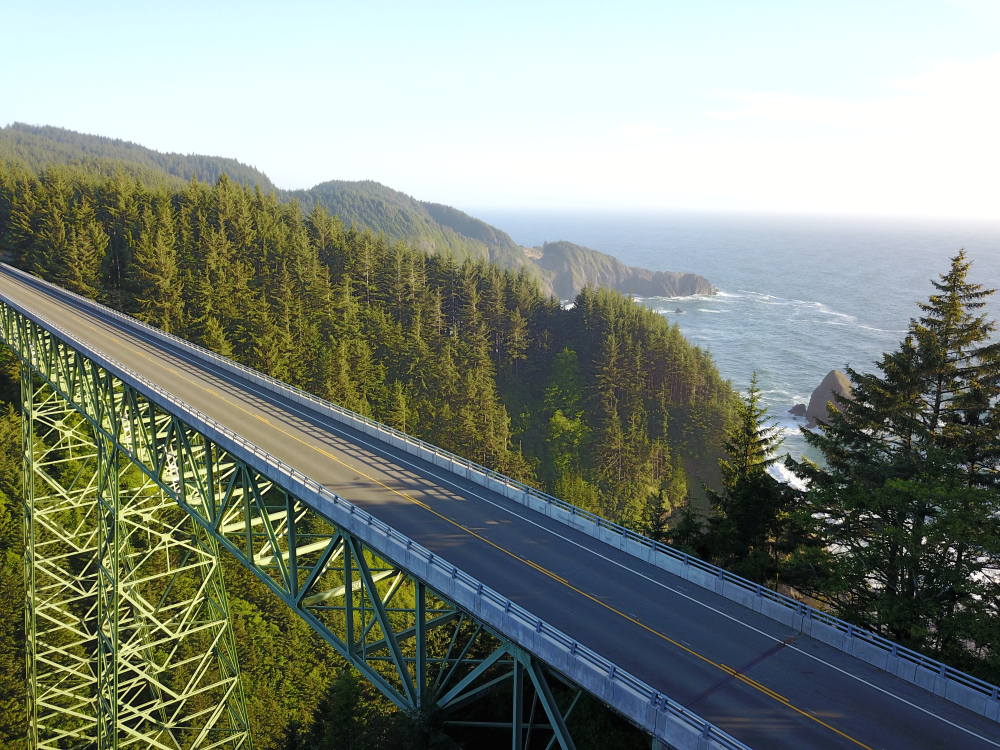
xmin=0 ymin=123 xmax=715 ymax=300
xmin=287 ymin=180 xmax=537 ymax=275
xmin=0 ymin=122 xmax=276 ymax=191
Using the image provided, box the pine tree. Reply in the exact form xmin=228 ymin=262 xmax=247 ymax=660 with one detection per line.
xmin=704 ymin=374 xmax=797 ymax=583
xmin=719 ymin=373 xmax=782 ymax=484
xmin=202 ymin=315 xmax=234 ymax=358
xmin=505 ymin=307 xmax=529 ymax=381
xmin=793 ymin=252 xmax=1000 ymax=671
xmin=0 ymin=165 xmax=40 ymax=266
xmin=30 ymin=170 xmax=69 ymax=277
xmin=304 ymin=669 xmax=366 ymax=749
xmin=133 ymin=200 xmax=185 ymax=332
xmin=60 ymin=197 xmax=106 ymax=298
xmin=386 ymin=380 xmax=410 ymax=434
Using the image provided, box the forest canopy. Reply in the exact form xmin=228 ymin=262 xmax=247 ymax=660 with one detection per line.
xmin=0 ymin=159 xmax=734 ymax=530
xmin=0 ymin=154 xmax=735 ymax=749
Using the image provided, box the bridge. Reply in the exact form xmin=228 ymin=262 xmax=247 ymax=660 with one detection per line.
xmin=2 ymin=263 xmax=998 ymax=750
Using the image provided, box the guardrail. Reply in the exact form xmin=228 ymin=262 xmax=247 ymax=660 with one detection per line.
xmin=0 ymin=287 xmax=753 ymax=750
xmin=4 ymin=262 xmax=999 ymax=725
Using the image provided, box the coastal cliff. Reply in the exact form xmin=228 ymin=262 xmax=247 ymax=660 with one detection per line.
xmin=526 ymin=240 xmax=717 ymax=301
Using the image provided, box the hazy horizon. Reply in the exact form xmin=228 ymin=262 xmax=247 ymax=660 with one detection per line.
xmin=3 ymin=2 xmax=1000 ymax=221
xmin=9 ymin=116 xmax=1000 ymax=230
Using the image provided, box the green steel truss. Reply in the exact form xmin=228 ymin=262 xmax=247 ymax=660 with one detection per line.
xmin=3 ymin=301 xmax=586 ymax=749
xmin=22 ymin=356 xmax=250 ymax=748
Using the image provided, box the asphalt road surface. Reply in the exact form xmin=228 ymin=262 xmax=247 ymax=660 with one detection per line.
xmin=2 ymin=267 xmax=998 ymax=750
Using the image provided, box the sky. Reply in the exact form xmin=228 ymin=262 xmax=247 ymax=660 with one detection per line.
xmin=3 ymin=0 xmax=1000 ymax=219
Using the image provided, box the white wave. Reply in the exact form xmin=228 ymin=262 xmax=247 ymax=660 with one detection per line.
xmin=639 ymin=293 xmax=728 ymax=303
xmin=742 ymin=292 xmax=858 ymax=322
xmin=774 ymin=417 xmax=806 ymax=433
xmin=823 ymin=320 xmax=907 ymax=334
xmin=768 ymin=461 xmax=809 ymax=491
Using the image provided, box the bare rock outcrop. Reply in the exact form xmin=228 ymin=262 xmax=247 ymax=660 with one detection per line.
xmin=806 ymin=370 xmax=853 ymax=427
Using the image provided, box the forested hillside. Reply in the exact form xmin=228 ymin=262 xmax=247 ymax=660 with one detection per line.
xmin=0 ymin=157 xmax=733 ymax=747
xmin=0 ymin=124 xmax=535 ymax=275
xmin=0 ymin=125 xmax=720 ymax=301
xmin=0 ymin=123 xmax=277 ymax=191
xmin=287 ymin=179 xmax=540 ymax=275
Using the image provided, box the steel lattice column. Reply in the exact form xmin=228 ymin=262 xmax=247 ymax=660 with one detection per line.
xmin=22 ymin=363 xmax=252 ymax=750
xmin=24 ymin=365 xmax=100 ymax=748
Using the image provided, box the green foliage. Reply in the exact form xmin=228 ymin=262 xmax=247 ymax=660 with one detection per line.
xmin=0 ymin=123 xmax=277 ymax=191
xmin=0 ymin=401 xmax=25 ymax=750
xmin=718 ymin=374 xmax=783 ymax=484
xmin=790 ymin=252 xmax=1000 ymax=681
xmin=539 ymin=287 xmax=734 ymax=529
xmin=289 ymin=181 xmax=539 ymax=281
xmin=673 ymin=375 xmax=810 ymax=584
xmin=0 ymin=158 xmax=736 ymax=746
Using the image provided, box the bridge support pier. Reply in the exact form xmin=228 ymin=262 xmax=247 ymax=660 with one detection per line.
xmin=22 ymin=365 xmax=252 ymax=750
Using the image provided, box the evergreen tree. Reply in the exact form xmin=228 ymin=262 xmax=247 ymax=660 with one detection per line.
xmin=60 ymin=197 xmax=106 ymax=298
xmin=30 ymin=170 xmax=70 ymax=277
xmin=303 ymin=669 xmax=366 ymax=749
xmin=793 ymin=252 xmax=1000 ymax=674
xmin=133 ymin=200 xmax=185 ymax=332
xmin=386 ymin=380 xmax=410 ymax=433
xmin=704 ymin=374 xmax=797 ymax=583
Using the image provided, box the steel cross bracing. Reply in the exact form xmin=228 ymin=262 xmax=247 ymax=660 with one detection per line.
xmin=5 ymin=299 xmax=605 ymax=749
xmin=22 ymin=356 xmax=251 ymax=748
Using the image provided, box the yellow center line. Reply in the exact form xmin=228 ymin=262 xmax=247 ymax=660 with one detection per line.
xmin=730 ymin=668 xmax=790 ymax=704
xmin=83 ymin=319 xmax=872 ymax=750
xmin=721 ymin=664 xmax=790 ymax=703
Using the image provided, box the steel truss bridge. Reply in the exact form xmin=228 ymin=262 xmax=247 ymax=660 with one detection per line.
xmin=1 ymin=263 xmax=998 ymax=750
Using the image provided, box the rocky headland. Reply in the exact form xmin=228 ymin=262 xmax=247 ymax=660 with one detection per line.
xmin=524 ymin=240 xmax=717 ymax=301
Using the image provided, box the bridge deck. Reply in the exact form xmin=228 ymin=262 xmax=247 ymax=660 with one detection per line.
xmin=2 ymin=268 xmax=997 ymax=750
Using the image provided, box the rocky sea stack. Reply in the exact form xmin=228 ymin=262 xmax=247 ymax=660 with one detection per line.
xmin=806 ymin=369 xmax=853 ymax=427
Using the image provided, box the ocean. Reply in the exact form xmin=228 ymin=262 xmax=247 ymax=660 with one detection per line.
xmin=475 ymin=210 xmax=1000 ymax=472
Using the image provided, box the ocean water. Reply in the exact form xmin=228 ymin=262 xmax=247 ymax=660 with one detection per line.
xmin=476 ymin=210 xmax=1000 ymax=469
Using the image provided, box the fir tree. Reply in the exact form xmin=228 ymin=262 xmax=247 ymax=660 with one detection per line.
xmin=793 ymin=252 xmax=1000 ymax=672
xmin=60 ymin=197 xmax=106 ymax=297
xmin=133 ymin=200 xmax=185 ymax=332
xmin=700 ymin=374 xmax=800 ymax=584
